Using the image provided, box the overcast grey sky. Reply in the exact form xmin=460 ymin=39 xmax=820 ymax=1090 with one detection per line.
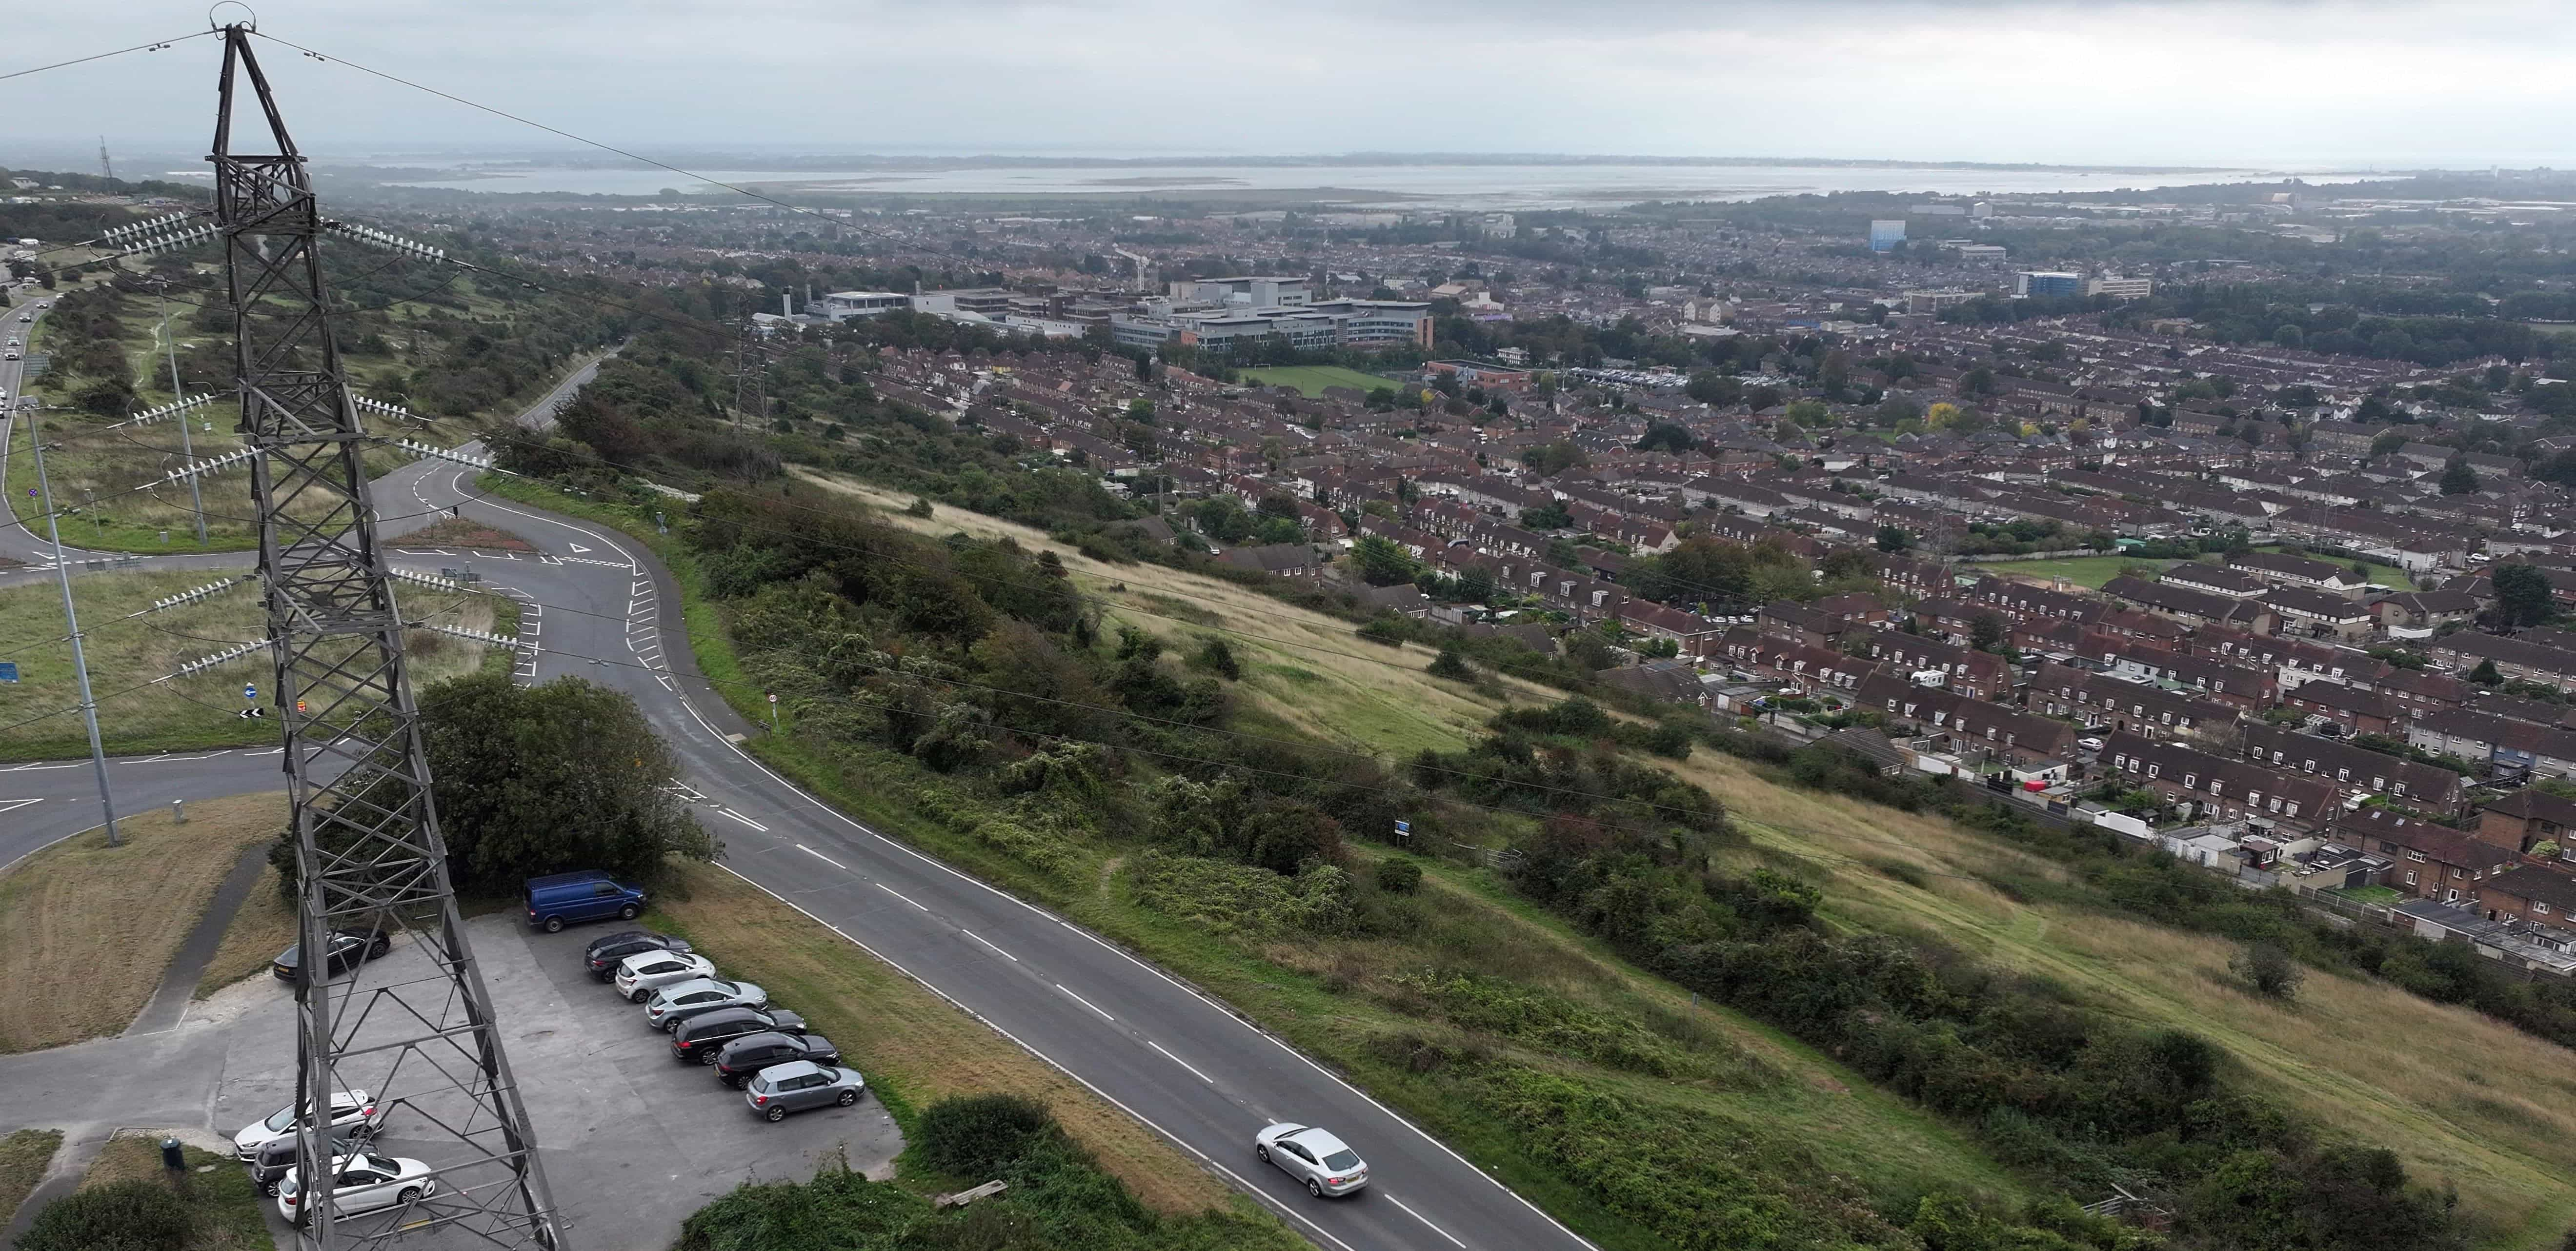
xmin=5 ymin=0 xmax=2570 ymax=169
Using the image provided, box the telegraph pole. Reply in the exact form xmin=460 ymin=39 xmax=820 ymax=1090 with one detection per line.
xmin=147 ymin=276 xmax=207 ymax=543
xmin=25 ymin=411 xmax=120 ymax=847
xmin=211 ymin=26 xmax=556 ymax=1248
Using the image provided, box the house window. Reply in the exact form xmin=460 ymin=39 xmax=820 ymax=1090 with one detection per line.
xmin=2148 ymin=764 xmax=2160 ymax=779
xmin=2182 ymin=773 xmax=2196 ymax=789
xmin=2335 ymin=767 xmax=2349 ymax=782
xmin=2539 ymin=902 xmax=2553 ymax=915
xmin=2407 ymin=850 xmax=2427 ymax=863
xmin=2406 ymin=870 xmax=2418 ymax=886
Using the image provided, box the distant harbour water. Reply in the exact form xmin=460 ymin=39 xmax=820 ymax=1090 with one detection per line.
xmin=367 ymin=160 xmax=2368 ymax=207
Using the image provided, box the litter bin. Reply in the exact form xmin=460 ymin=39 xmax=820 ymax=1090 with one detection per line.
xmin=161 ymin=1137 xmax=185 ymax=1171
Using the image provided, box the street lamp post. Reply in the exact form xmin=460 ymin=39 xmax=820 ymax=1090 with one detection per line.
xmin=26 ymin=410 xmax=120 ymax=847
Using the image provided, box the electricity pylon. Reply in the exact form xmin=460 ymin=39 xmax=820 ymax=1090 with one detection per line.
xmin=212 ymin=24 xmax=558 ymax=1248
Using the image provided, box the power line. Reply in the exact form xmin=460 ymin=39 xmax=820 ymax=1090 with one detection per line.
xmin=0 ymin=30 xmax=214 ymax=85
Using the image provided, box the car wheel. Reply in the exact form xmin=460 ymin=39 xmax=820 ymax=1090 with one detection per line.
xmin=629 ymin=989 xmax=649 ymax=1004
xmin=765 ymin=1106 xmax=786 ymax=1123
xmin=371 ymin=937 xmax=389 ymax=959
xmin=662 ymin=1018 xmax=681 ymax=1033
xmin=1307 ymin=1178 xmax=1323 ymax=1198
xmin=699 ymin=1050 xmax=719 ymax=1065
xmin=1254 ymin=1144 xmax=1269 ymax=1163
xmin=262 ymin=1181 xmax=278 ymax=1197
xmin=398 ymin=1187 xmax=423 ymax=1205
xmin=618 ymin=904 xmax=640 ymax=920
xmin=837 ymin=1090 xmax=858 ymax=1107
xmin=543 ymin=916 xmax=564 ymax=933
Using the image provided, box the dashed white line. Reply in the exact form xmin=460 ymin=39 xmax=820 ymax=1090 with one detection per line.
xmin=795 ymin=843 xmax=845 ymax=871
xmin=876 ymin=883 xmax=930 ymax=912
xmin=961 ymin=929 xmax=1019 ymax=962
xmin=1055 ymin=983 xmax=1115 ymax=1022
xmin=1146 ymin=1039 xmax=1213 ymax=1084
xmin=1385 ymin=1195 xmax=1469 ymax=1249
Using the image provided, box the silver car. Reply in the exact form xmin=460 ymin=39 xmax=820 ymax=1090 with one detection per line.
xmin=644 ymin=976 xmax=766 ymax=1031
xmin=613 ymin=950 xmax=717 ymax=1003
xmin=231 ymin=1089 xmax=380 ymax=1160
xmin=743 ymin=1059 xmax=865 ymax=1122
xmin=1255 ymin=1122 xmax=1369 ymax=1197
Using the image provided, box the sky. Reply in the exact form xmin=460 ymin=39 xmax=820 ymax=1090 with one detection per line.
xmin=3 ymin=0 xmax=2572 ymax=171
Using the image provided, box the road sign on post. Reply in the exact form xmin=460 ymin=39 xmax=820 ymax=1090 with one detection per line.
xmin=0 ymin=661 xmax=17 ymax=683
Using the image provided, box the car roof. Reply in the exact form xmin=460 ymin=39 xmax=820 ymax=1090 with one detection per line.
xmin=655 ymin=976 xmax=733 ymax=998
xmin=619 ymin=950 xmax=700 ymax=971
xmin=755 ymin=1059 xmax=823 ymax=1083
xmin=525 ymin=871 xmax=614 ymax=888
xmin=1287 ymin=1127 xmax=1352 ymax=1155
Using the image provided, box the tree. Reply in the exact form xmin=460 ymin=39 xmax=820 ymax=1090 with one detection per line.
xmin=2232 ymin=941 xmax=2303 ymax=999
xmin=1519 ymin=503 xmax=1573 ymax=530
xmin=1875 ymin=525 xmax=1912 ymax=553
xmin=2440 ymin=459 xmax=2479 ymax=495
xmin=1633 ymin=422 xmax=1695 ymax=454
xmin=1924 ymin=401 xmax=1962 ymax=431
xmin=1350 ymin=535 xmax=1420 ymax=586
xmin=1125 ymin=397 xmax=1156 ymax=424
xmin=2493 ymin=563 xmax=2556 ymax=629
xmin=409 ymin=673 xmax=716 ymax=892
xmin=1428 ymin=646 xmax=1475 ymax=681
xmin=1190 ymin=636 xmax=1242 ymax=680
xmin=1783 ymin=398 xmax=1831 ymax=426
xmin=1969 ymin=614 xmax=2007 ymax=653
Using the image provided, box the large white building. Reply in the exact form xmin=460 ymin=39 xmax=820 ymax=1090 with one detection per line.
xmin=816 ymin=291 xmax=910 ymax=321
xmin=2085 ymin=275 xmax=2155 ymax=301
xmin=1172 ymin=275 xmax=1311 ymax=307
xmin=1111 ymin=298 xmax=1430 ymax=356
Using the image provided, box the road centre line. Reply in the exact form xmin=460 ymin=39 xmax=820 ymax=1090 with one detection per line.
xmin=877 ymin=883 xmax=930 ymax=912
xmin=1146 ymin=1039 xmax=1213 ymax=1084
xmin=961 ymin=929 xmax=1019 ymax=962
xmin=1385 ymin=1195 xmax=1469 ymax=1249
xmin=1055 ymin=983 xmax=1115 ymax=1022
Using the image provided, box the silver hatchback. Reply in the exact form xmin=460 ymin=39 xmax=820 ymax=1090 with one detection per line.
xmin=742 ymin=1060 xmax=865 ymax=1122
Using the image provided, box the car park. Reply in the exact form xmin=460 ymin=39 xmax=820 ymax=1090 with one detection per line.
xmin=742 ymin=1060 xmax=865 ymax=1121
xmin=1254 ymin=1122 xmax=1369 ymax=1197
xmin=582 ymin=929 xmax=691 ymax=981
xmin=713 ymin=1031 xmax=842 ymax=1088
xmin=247 ymin=1132 xmax=359 ymax=1197
xmin=232 ymin=1090 xmax=380 ymax=1160
xmin=669 ymin=1006 xmax=806 ymax=1065
xmin=524 ymin=869 xmax=649 ymax=933
xmin=276 ymin=1152 xmax=438 ymax=1226
xmin=272 ymin=929 xmax=392 ymax=984
xmin=644 ymin=977 xmax=766 ymax=1031
xmin=613 ymin=951 xmax=717 ymax=1002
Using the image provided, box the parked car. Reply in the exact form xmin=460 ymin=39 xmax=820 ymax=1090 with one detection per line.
xmin=582 ymin=930 xmax=691 ymax=982
xmin=272 ymin=929 xmax=392 ymax=984
xmin=742 ymin=1060 xmax=865 ymax=1121
xmin=644 ymin=977 xmax=767 ymax=1031
xmin=613 ymin=951 xmax=717 ymax=1003
xmin=231 ymin=1090 xmax=380 ymax=1160
xmin=1254 ymin=1122 xmax=1369 ymax=1197
xmin=2075 ymin=737 xmax=2106 ymax=752
xmin=247 ymin=1132 xmax=358 ymax=1196
xmin=276 ymin=1153 xmax=437 ymax=1227
xmin=524 ymin=870 xmax=648 ymax=933
xmin=670 ymin=1006 xmax=807 ymax=1065
xmin=714 ymin=1030 xmax=843 ymax=1088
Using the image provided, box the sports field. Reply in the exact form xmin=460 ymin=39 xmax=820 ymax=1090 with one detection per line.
xmin=1239 ymin=365 xmax=1398 ymax=397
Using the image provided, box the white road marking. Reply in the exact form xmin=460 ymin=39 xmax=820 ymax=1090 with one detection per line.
xmin=1147 ymin=1039 xmax=1213 ymax=1084
xmin=1055 ymin=983 xmax=1115 ymax=1022
xmin=715 ymin=807 xmax=770 ymax=831
xmin=1385 ymin=1195 xmax=1469 ymax=1249
xmin=876 ymin=883 xmax=929 ymax=912
xmin=961 ymin=929 xmax=1018 ymax=962
xmin=0 ymin=798 xmax=44 ymax=815
xmin=795 ymin=843 xmax=845 ymax=871
xmin=1 ymin=762 xmax=79 ymax=771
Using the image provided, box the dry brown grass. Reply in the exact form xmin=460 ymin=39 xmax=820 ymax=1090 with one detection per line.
xmin=792 ymin=468 xmax=1552 ymax=757
xmin=1678 ymin=751 xmax=2576 ymax=1247
xmin=0 ymin=1129 xmax=62 ymax=1230
xmin=0 ymin=792 xmax=285 ymax=1053
xmin=194 ymin=865 xmax=296 ymax=1000
xmin=658 ymin=863 xmax=1237 ymax=1217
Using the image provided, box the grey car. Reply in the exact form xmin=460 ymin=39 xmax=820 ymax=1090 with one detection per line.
xmin=743 ymin=1060 xmax=865 ymax=1122
xmin=644 ymin=977 xmax=767 ymax=1032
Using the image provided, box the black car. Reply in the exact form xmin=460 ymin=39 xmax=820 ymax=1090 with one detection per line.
xmin=671 ymin=1006 xmax=808 ymax=1065
xmin=246 ymin=1132 xmax=360 ymax=1196
xmin=582 ymin=930 xmax=692 ymax=982
xmin=272 ymin=930 xmax=392 ymax=984
xmin=713 ymin=1030 xmax=843 ymax=1088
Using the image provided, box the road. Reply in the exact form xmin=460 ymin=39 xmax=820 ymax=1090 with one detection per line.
xmin=0 ymin=350 xmax=1595 ymax=1251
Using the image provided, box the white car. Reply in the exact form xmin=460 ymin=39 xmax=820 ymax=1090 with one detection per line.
xmin=614 ymin=950 xmax=718 ymax=1003
xmin=231 ymin=1089 xmax=380 ymax=1160
xmin=2076 ymin=737 xmax=2106 ymax=752
xmin=276 ymin=1152 xmax=437 ymax=1226
xmin=1254 ymin=1122 xmax=1368 ymax=1197
xmin=644 ymin=977 xmax=767 ymax=1031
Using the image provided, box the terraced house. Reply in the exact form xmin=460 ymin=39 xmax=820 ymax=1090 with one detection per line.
xmin=2237 ymin=723 xmax=2465 ymax=815
xmin=2101 ymin=732 xmax=2334 ymax=833
xmin=2027 ymin=662 xmax=2236 ymax=739
xmin=2335 ymin=807 xmax=2521 ymax=907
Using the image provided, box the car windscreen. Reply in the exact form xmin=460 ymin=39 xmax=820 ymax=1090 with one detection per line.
xmin=1321 ymin=1149 xmax=1362 ymax=1170
xmin=263 ymin=1106 xmax=297 ymax=1131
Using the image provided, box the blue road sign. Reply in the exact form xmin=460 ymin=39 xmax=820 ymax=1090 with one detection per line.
xmin=242 ymin=682 xmax=257 ymax=701
xmin=0 ymin=661 xmax=17 ymax=683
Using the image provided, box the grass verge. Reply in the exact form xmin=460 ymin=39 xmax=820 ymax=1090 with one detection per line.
xmin=0 ymin=1129 xmax=63 ymax=1230
xmin=194 ymin=865 xmax=296 ymax=1000
xmin=0 ymin=792 xmax=284 ymax=1053
xmin=76 ymin=1133 xmax=269 ymax=1251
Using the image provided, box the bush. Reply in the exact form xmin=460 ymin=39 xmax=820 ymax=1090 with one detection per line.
xmin=914 ymin=1094 xmax=1060 ymax=1180
xmin=1427 ymin=646 xmax=1475 ymax=681
xmin=1356 ymin=617 xmax=1406 ymax=646
xmin=1190 ymin=636 xmax=1242 ymax=680
xmin=2233 ymin=941 xmax=2304 ymax=1000
xmin=17 ymin=1179 xmax=192 ymax=1251
xmin=1375 ymin=857 xmax=1423 ymax=894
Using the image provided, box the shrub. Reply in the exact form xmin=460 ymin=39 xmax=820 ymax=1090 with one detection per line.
xmin=914 ymin=1094 xmax=1059 ymax=1180
xmin=2233 ymin=941 xmax=2304 ymax=1000
xmin=1190 ymin=636 xmax=1242 ymax=680
xmin=1427 ymin=646 xmax=1475 ymax=681
xmin=17 ymin=1179 xmax=192 ymax=1251
xmin=1375 ymin=857 xmax=1423 ymax=894
xmin=1356 ymin=617 xmax=1406 ymax=646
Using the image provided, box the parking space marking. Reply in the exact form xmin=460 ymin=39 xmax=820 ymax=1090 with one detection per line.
xmin=1055 ymin=983 xmax=1114 ymax=1022
xmin=1146 ymin=1039 xmax=1212 ymax=1084
xmin=961 ymin=929 xmax=1018 ymax=962
xmin=795 ymin=843 xmax=846 ymax=872
xmin=876 ymin=883 xmax=930 ymax=912
xmin=1386 ymin=1195 xmax=1469 ymax=1249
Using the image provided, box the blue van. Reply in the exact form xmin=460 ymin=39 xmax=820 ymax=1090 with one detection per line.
xmin=524 ymin=871 xmax=648 ymax=933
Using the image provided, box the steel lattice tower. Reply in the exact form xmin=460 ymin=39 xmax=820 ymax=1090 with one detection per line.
xmin=213 ymin=25 xmax=559 ymax=1248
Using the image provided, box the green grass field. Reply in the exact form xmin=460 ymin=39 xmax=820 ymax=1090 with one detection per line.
xmin=1239 ymin=364 xmax=1398 ymax=397
xmin=1967 ymin=554 xmax=2168 ymax=589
